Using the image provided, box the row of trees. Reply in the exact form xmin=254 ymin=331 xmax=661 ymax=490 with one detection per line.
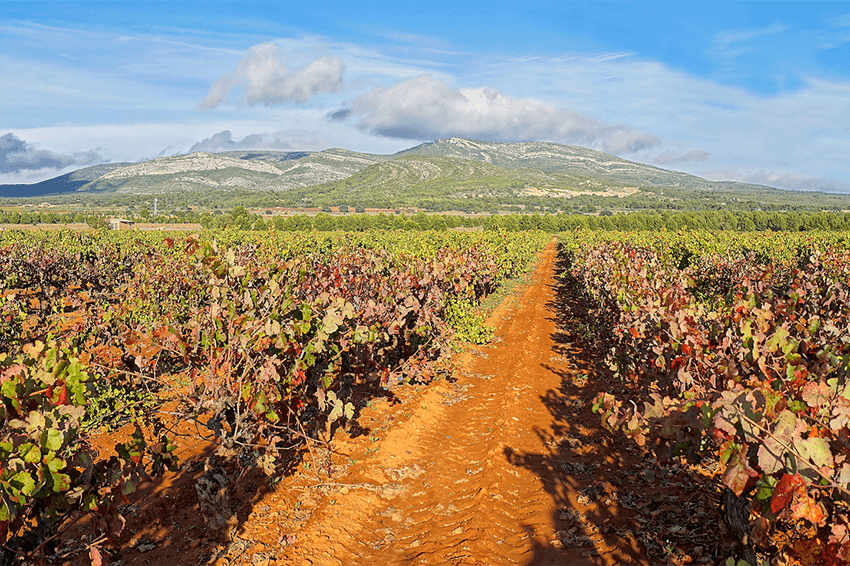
xmin=0 ymin=210 xmax=103 ymax=225
xmin=203 ymin=209 xmax=850 ymax=233
xmin=3 ymin=207 xmax=850 ymax=233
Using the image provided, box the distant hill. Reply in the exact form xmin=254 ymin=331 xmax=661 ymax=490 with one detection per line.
xmin=2 ymin=138 xmax=848 ymax=212
xmin=75 ymin=149 xmax=387 ymax=194
xmin=0 ymin=163 xmax=128 ymax=198
xmin=0 ymin=149 xmax=385 ymax=198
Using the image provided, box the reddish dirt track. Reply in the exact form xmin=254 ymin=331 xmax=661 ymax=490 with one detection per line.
xmin=275 ymin=241 xmax=650 ymax=566
xmin=64 ymin=241 xmax=726 ymax=566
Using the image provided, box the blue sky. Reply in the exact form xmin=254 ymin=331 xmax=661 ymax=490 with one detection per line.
xmin=2 ymin=1 xmax=850 ymax=192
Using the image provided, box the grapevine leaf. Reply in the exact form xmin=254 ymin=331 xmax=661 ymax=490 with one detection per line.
xmin=43 ymin=427 xmax=64 ymax=452
xmin=790 ymin=492 xmax=826 ymax=526
xmin=795 ymin=436 xmax=833 ymax=470
xmin=755 ymin=475 xmax=778 ymax=501
xmin=26 ymin=411 xmax=46 ymax=435
xmin=722 ymin=449 xmax=756 ymax=497
xmin=329 ymin=399 xmax=343 ymax=423
xmin=837 ymin=463 xmax=850 ymax=488
xmin=771 ymin=473 xmax=804 ymax=514
xmin=802 ymin=381 xmax=831 ymax=408
xmin=767 ymin=327 xmax=790 ymax=354
xmin=20 ymin=443 xmax=40 ymax=464
xmin=50 ymin=471 xmax=71 ymax=492
xmin=757 ymin=410 xmax=795 ymax=474
xmin=11 ymin=471 xmax=36 ymax=497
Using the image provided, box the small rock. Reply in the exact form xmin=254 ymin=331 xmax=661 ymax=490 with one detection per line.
xmin=408 ymin=540 xmax=421 ymax=548
xmin=451 ymin=526 xmax=464 ymax=535
xmin=340 ymin=487 xmax=349 ymax=495
xmin=550 ymin=539 xmax=564 ymax=549
xmin=136 ymin=541 xmax=157 ymax=553
xmin=189 ymin=538 xmax=202 ymax=548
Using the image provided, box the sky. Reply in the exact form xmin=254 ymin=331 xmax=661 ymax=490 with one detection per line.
xmin=2 ymin=1 xmax=850 ymax=193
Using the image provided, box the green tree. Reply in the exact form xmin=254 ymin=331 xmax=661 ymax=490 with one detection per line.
xmin=412 ymin=212 xmax=431 ymax=230
xmin=313 ymin=213 xmax=335 ymax=231
xmin=431 ymin=215 xmax=448 ymax=231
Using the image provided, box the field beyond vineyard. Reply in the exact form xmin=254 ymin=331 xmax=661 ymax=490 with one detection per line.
xmin=2 ymin=228 xmax=850 ymax=565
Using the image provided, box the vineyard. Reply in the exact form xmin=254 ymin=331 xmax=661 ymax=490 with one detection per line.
xmin=5 ymin=225 xmax=850 ymax=566
xmin=0 ymin=228 xmax=549 ymax=564
xmin=561 ymin=230 xmax=850 ymax=565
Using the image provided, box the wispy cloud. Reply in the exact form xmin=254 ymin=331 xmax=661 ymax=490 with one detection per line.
xmin=653 ymin=150 xmax=711 ymax=165
xmin=336 ymin=75 xmax=660 ymax=153
xmin=702 ymin=169 xmax=850 ymax=193
xmin=712 ymin=23 xmax=789 ymax=55
xmin=200 ymin=43 xmax=345 ymax=108
xmin=0 ymin=133 xmax=103 ymax=179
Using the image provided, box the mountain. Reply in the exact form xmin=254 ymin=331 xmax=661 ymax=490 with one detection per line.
xmin=281 ymin=153 xmax=638 ymax=211
xmin=72 ymin=149 xmax=387 ymax=194
xmin=2 ymin=138 xmax=848 ymax=212
xmin=395 ymin=138 xmax=755 ymax=192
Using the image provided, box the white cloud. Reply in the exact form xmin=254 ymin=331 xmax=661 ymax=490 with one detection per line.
xmin=466 ymin=52 xmax=850 ymax=187
xmin=200 ymin=43 xmax=345 ymax=108
xmin=187 ymin=129 xmax=322 ymax=152
xmin=0 ymin=133 xmax=104 ymax=180
xmin=340 ymin=75 xmax=660 ymax=154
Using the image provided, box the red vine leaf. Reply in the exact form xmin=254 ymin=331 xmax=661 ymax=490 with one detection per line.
xmin=771 ymin=473 xmax=804 ymax=514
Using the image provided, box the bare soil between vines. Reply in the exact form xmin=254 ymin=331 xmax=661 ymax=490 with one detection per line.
xmin=61 ymin=242 xmax=741 ymax=566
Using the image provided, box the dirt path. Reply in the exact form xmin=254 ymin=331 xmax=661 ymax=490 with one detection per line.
xmin=275 ymin=242 xmax=654 ymax=566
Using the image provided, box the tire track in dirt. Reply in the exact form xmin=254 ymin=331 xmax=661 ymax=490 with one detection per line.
xmin=281 ymin=241 xmax=652 ymax=566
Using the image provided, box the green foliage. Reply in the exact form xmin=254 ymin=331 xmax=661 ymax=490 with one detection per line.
xmin=82 ymin=378 xmax=160 ymax=432
xmin=443 ymin=297 xmax=494 ymax=348
xmin=0 ymin=340 xmax=177 ymax=560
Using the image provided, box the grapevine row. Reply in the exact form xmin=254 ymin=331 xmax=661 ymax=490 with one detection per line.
xmin=562 ymin=229 xmax=850 ymax=563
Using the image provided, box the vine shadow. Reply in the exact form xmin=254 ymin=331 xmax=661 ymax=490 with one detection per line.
xmin=503 ymin=247 xmax=731 ymax=566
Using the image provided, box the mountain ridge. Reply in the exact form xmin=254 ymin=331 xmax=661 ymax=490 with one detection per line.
xmin=0 ymin=139 xmax=838 ymax=214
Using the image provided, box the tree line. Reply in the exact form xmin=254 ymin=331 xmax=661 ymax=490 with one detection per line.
xmin=3 ymin=207 xmax=850 ymax=233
